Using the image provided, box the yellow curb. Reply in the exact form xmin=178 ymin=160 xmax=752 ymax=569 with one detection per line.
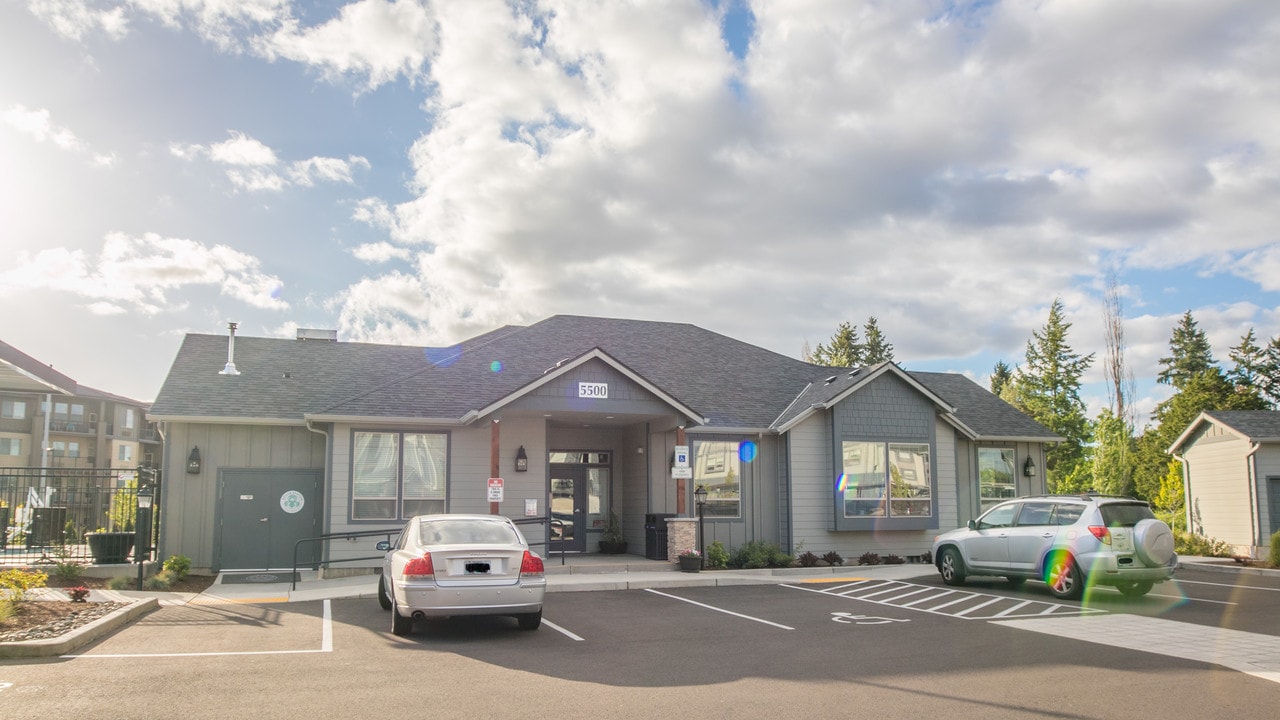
xmin=798 ymin=577 xmax=871 ymax=583
xmin=188 ymin=595 xmax=289 ymax=605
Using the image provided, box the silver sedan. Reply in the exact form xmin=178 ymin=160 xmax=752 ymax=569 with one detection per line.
xmin=377 ymin=514 xmax=547 ymax=635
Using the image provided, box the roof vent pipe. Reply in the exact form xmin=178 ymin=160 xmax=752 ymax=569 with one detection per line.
xmin=220 ymin=322 xmax=241 ymax=376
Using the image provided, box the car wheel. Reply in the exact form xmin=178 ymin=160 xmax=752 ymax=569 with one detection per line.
xmin=1133 ymin=518 xmax=1175 ymax=567
xmin=1005 ymin=577 xmax=1026 ymax=588
xmin=388 ymin=585 xmax=413 ymax=637
xmin=1117 ymin=580 xmax=1154 ymax=598
xmin=1045 ymin=553 xmax=1083 ymax=600
xmin=377 ymin=575 xmax=392 ymax=611
xmin=517 ymin=610 xmax=542 ymax=631
xmin=939 ymin=547 xmax=966 ymax=586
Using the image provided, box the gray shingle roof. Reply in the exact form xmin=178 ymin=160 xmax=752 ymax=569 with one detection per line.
xmin=149 ymin=315 xmax=1057 ymax=441
xmin=1202 ymin=411 xmax=1280 ymax=442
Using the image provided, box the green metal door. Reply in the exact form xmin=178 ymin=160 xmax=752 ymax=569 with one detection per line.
xmin=217 ymin=469 xmax=321 ymax=571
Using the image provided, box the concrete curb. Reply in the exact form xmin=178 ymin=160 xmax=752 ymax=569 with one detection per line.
xmin=0 ymin=597 xmax=158 ymax=659
xmin=1180 ymin=559 xmax=1280 ymax=579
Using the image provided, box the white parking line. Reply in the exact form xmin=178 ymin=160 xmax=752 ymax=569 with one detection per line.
xmin=64 ymin=600 xmax=334 ymax=659
xmin=542 ymin=618 xmax=584 ymax=641
xmin=645 ymin=589 xmax=794 ymax=630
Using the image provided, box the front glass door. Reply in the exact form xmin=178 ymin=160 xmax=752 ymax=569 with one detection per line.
xmin=549 ymin=466 xmax=588 ymax=552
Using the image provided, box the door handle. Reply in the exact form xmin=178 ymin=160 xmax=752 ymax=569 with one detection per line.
xmin=259 ymin=517 xmax=269 ymax=522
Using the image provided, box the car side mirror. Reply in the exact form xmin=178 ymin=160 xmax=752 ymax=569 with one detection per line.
xmin=375 ymin=540 xmax=391 ymax=551
xmin=967 ymin=520 xmax=977 ymax=530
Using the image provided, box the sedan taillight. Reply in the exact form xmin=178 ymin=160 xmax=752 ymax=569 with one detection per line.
xmin=1088 ymin=526 xmax=1111 ymax=544
xmin=519 ymin=550 xmax=544 ymax=578
xmin=403 ymin=554 xmax=435 ymax=578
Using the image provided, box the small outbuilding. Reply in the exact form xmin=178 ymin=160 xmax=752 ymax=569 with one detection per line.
xmin=1169 ymin=410 xmax=1280 ymax=558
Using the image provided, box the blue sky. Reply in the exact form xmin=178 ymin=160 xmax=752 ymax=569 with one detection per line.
xmin=3 ymin=0 xmax=1279 ymax=429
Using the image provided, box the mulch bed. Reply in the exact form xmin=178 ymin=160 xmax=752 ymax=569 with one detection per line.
xmin=0 ymin=574 xmax=218 ymax=643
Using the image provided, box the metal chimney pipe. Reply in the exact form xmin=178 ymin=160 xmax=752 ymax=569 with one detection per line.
xmin=220 ymin=321 xmax=241 ymax=375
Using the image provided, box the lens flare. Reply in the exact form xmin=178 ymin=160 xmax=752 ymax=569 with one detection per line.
xmin=739 ymin=440 xmax=758 ymax=463
xmin=489 ymin=360 xmax=503 ymax=373
xmin=423 ymin=346 xmax=462 ymax=368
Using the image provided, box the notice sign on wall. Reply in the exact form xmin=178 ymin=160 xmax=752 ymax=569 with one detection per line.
xmin=487 ymin=477 xmax=504 ymax=502
xmin=578 ymin=382 xmax=608 ymax=398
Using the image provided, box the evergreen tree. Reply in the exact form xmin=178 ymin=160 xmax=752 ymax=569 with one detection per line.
xmin=1157 ymin=311 xmax=1215 ymax=388
xmin=1228 ymin=329 xmax=1270 ymax=408
xmin=1261 ymin=336 xmax=1280 ymax=407
xmin=1093 ymin=408 xmax=1135 ymax=496
xmin=990 ymin=361 xmax=1013 ymax=396
xmin=811 ymin=321 xmax=863 ymax=367
xmin=861 ymin=317 xmax=895 ymax=364
xmin=1008 ymin=299 xmax=1096 ymax=492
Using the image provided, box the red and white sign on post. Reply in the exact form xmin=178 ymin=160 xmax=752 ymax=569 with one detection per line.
xmin=487 ymin=477 xmax=505 ymax=503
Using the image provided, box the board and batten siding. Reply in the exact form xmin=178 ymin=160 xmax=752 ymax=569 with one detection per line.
xmin=789 ymin=412 xmax=958 ymax=560
xmin=1255 ymin=446 xmax=1280 ymax=547
xmin=1184 ymin=424 xmax=1255 ymax=550
xmin=159 ymin=422 xmax=325 ymax=572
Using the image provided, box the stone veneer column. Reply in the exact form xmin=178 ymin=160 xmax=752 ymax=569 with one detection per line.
xmin=666 ymin=517 xmax=698 ymax=561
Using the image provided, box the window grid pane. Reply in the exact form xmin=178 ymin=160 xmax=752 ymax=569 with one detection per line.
xmin=694 ymin=441 xmax=741 ymax=518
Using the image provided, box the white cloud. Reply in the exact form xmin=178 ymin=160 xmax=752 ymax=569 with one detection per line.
xmin=0 ymin=232 xmax=288 ymax=313
xmin=171 ymin=130 xmax=367 ymax=192
xmin=258 ymin=0 xmax=437 ymax=89
xmin=28 ymin=0 xmax=129 ymax=41
xmin=351 ymin=242 xmax=410 ymax=263
xmin=2 ymin=104 xmax=116 ymax=168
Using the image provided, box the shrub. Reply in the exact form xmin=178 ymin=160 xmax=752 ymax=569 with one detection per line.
xmin=1174 ymin=531 xmax=1232 ymax=557
xmin=53 ymin=561 xmax=83 ymax=581
xmin=821 ymin=551 xmax=844 ymax=566
xmin=106 ymin=576 xmax=134 ymax=591
xmin=0 ymin=569 xmax=48 ymax=602
xmin=797 ymin=551 xmax=820 ymax=567
xmin=858 ymin=552 xmax=881 ymax=566
xmin=67 ymin=586 xmax=90 ymax=602
xmin=884 ymin=554 xmax=906 ymax=564
xmin=0 ymin=599 xmax=13 ymax=622
xmin=163 ymin=554 xmax=192 ymax=580
xmin=1270 ymin=530 xmax=1280 ymax=568
xmin=729 ymin=541 xmax=792 ymax=569
xmin=705 ymin=541 xmax=730 ymax=569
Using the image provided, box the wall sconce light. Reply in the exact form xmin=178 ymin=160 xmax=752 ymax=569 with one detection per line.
xmin=515 ymin=445 xmax=528 ymax=473
xmin=187 ymin=446 xmax=202 ymax=474
xmin=1023 ymin=456 xmax=1037 ymax=477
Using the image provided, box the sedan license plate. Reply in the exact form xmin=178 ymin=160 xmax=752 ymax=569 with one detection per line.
xmin=1111 ymin=531 xmax=1134 ymax=553
xmin=464 ymin=561 xmax=491 ymax=574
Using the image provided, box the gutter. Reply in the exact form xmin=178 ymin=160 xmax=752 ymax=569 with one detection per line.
xmin=1172 ymin=448 xmax=1192 ymax=535
xmin=1246 ymin=442 xmax=1261 ymax=556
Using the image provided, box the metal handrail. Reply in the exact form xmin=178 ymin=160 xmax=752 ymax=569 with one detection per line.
xmin=291 ymin=528 xmax=400 ymax=590
xmin=511 ymin=515 xmax=565 ymax=565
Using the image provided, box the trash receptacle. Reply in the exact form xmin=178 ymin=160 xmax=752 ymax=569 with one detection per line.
xmin=644 ymin=513 xmax=675 ymax=560
xmin=28 ymin=507 xmax=67 ymax=547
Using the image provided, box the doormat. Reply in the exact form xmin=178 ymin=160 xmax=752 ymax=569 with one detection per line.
xmin=220 ymin=572 xmax=300 ymax=585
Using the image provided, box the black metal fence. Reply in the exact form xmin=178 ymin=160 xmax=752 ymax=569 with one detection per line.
xmin=0 ymin=466 xmax=160 ymax=565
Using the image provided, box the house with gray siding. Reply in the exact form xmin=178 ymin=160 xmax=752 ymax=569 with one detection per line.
xmin=1169 ymin=411 xmax=1280 ymax=558
xmin=147 ymin=315 xmax=1059 ymax=573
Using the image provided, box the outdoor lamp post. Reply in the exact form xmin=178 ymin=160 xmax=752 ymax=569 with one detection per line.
xmin=694 ymin=485 xmax=708 ymax=569
xmin=135 ymin=486 xmax=154 ymax=591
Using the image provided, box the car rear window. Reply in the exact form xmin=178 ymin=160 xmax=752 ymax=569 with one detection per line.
xmin=417 ymin=518 xmax=520 ymax=546
xmin=1099 ymin=502 xmax=1156 ymax=527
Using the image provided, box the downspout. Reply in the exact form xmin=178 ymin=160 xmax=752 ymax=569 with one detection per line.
xmin=306 ymin=419 xmax=333 ymax=572
xmin=1172 ymin=449 xmax=1192 ymax=535
xmin=156 ymin=423 xmax=167 ymax=560
xmin=1246 ymin=442 xmax=1261 ymax=557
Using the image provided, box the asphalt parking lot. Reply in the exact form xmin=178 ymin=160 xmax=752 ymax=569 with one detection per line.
xmin=3 ymin=567 xmax=1278 ymax=719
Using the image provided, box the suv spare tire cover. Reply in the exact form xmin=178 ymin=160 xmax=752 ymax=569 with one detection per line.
xmin=1133 ymin=518 xmax=1175 ymax=566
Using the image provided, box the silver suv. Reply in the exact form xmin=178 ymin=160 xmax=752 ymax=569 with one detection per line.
xmin=931 ymin=494 xmax=1177 ymax=599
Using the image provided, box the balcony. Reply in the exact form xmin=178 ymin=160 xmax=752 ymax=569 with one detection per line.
xmin=49 ymin=420 xmax=97 ymax=434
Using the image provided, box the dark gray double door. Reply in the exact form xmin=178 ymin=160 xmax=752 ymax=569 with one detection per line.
xmin=216 ymin=469 xmax=322 ymax=571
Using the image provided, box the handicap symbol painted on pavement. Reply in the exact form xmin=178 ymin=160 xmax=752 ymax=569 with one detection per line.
xmin=831 ymin=612 xmax=910 ymax=625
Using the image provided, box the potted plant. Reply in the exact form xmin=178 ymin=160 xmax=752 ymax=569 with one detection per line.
xmin=86 ymin=528 xmax=134 ymax=564
xmin=598 ymin=511 xmax=627 ymax=554
xmin=677 ymin=548 xmax=702 ymax=572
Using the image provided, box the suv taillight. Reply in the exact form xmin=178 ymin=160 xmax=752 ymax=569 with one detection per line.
xmin=403 ymin=554 xmax=435 ymax=578
xmin=519 ymin=550 xmax=544 ymax=577
xmin=1088 ymin=526 xmax=1111 ymax=545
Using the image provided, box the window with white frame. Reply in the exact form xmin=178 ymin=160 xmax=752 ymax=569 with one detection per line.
xmin=840 ymin=441 xmax=932 ymax=518
xmin=692 ymin=440 xmax=742 ymax=518
xmin=123 ymin=408 xmax=135 ymax=429
xmin=978 ymin=447 xmax=1016 ymax=511
xmin=1 ymin=400 xmax=26 ymax=419
xmin=117 ymin=444 xmax=133 ymax=461
xmin=352 ymin=431 xmax=447 ymax=520
xmin=0 ymin=437 xmax=21 ymax=456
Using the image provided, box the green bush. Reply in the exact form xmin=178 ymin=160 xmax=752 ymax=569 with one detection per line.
xmin=705 ymin=541 xmax=730 ymax=569
xmin=0 ymin=599 xmax=14 ymax=622
xmin=729 ymin=541 xmax=792 ymax=569
xmin=106 ymin=576 xmax=134 ymax=591
xmin=1270 ymin=530 xmax=1280 ymax=567
xmin=52 ymin=561 xmax=83 ymax=581
xmin=1174 ymin=531 xmax=1232 ymax=557
xmin=0 ymin=569 xmax=48 ymax=602
xmin=162 ymin=554 xmax=192 ymax=580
